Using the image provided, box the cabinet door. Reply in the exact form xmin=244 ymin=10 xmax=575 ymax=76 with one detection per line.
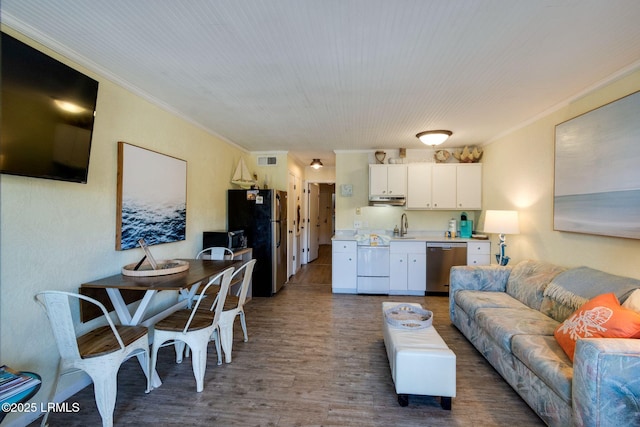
xmin=456 ymin=164 xmax=482 ymax=209
xmin=332 ymin=242 xmax=357 ymax=293
xmin=386 ymin=165 xmax=407 ymax=196
xmin=407 ymin=253 xmax=426 ymax=292
xmin=369 ymin=165 xmax=388 ymax=196
xmin=431 ymin=165 xmax=457 ymax=209
xmin=389 ymin=253 xmax=408 ymax=292
xmin=407 ymin=163 xmax=432 ymax=209
xmin=467 ymin=241 xmax=490 ymax=266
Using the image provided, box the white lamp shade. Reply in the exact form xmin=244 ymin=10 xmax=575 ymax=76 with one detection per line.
xmin=483 ymin=210 xmax=520 ymax=235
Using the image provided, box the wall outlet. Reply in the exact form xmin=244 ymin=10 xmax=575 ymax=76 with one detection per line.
xmin=354 ymin=220 xmax=362 ymax=229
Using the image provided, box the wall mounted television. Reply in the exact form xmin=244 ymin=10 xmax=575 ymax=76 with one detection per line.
xmin=1 ymin=32 xmax=99 ymax=183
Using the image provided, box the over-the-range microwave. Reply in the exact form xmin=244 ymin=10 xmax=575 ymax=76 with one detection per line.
xmin=202 ymin=230 xmax=247 ymax=250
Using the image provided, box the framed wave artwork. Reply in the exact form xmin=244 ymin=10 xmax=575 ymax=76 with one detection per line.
xmin=554 ymin=90 xmax=640 ymax=240
xmin=116 ymin=141 xmax=187 ymax=250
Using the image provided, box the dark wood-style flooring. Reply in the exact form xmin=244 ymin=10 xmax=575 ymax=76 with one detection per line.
xmin=34 ymin=245 xmax=543 ymax=426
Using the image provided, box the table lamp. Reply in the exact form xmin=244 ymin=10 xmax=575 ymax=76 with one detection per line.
xmin=483 ymin=210 xmax=520 ymax=266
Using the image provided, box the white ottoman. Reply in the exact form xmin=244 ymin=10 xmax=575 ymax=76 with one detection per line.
xmin=382 ymin=302 xmax=456 ymax=409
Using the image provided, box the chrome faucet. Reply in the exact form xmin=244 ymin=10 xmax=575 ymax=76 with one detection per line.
xmin=400 ymin=213 xmax=408 ymax=236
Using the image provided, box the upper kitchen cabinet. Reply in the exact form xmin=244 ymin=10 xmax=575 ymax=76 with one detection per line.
xmin=406 ymin=163 xmax=432 ymax=209
xmin=406 ymin=163 xmax=482 ymax=210
xmin=431 ymin=164 xmax=458 ymax=209
xmin=456 ymin=163 xmax=482 ymax=209
xmin=369 ymin=164 xmax=407 ymax=197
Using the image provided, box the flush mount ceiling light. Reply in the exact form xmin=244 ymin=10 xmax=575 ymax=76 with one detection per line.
xmin=416 ymin=130 xmax=452 ymax=146
xmin=310 ymin=159 xmax=323 ymax=169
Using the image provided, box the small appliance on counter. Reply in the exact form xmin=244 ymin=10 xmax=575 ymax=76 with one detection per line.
xmin=459 ymin=212 xmax=473 ymax=238
xmin=447 ymin=218 xmax=457 ymax=238
xmin=202 ymin=230 xmax=247 ymax=250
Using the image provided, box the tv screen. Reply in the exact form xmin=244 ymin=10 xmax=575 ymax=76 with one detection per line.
xmin=1 ymin=32 xmax=99 ymax=183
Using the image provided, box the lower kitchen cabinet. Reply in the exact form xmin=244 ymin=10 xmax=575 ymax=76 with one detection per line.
xmin=332 ymin=240 xmax=357 ymax=293
xmin=389 ymin=241 xmax=426 ymax=295
xmin=467 ymin=241 xmax=491 ymax=265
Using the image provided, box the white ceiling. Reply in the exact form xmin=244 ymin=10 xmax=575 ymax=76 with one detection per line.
xmin=3 ymin=1 xmax=640 ymax=167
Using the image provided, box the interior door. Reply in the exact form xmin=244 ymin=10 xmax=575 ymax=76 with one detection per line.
xmin=288 ymin=171 xmax=296 ymax=278
xmin=307 ymin=183 xmax=320 ymax=262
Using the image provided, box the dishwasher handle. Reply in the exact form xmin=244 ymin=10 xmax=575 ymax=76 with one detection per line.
xmin=427 ymin=242 xmax=467 ymax=249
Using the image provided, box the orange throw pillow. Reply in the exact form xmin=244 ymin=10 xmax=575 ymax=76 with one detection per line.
xmin=554 ymin=292 xmax=640 ymax=361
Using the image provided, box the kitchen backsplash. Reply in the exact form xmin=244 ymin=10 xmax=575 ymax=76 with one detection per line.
xmin=345 ymin=206 xmax=478 ymax=234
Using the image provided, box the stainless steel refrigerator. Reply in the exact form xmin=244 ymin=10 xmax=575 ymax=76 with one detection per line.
xmin=227 ymin=189 xmax=287 ymax=296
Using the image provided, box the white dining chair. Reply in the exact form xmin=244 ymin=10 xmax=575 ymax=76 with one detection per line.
xmin=35 ymin=291 xmax=151 ymax=427
xmin=150 ymin=266 xmax=234 ymax=392
xmin=217 ymin=259 xmax=256 ymax=363
xmin=196 ymin=246 xmax=234 ymax=260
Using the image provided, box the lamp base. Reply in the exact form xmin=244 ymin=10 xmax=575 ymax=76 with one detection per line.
xmin=495 ymin=254 xmax=510 ymax=266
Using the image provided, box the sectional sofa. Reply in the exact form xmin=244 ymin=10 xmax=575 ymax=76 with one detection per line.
xmin=449 ymin=260 xmax=640 ymax=426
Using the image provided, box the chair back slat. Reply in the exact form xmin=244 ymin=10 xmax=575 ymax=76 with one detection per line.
xmin=36 ymin=292 xmax=81 ymax=360
xmin=196 ymin=247 xmax=234 ymax=260
xmin=233 ymin=259 xmax=256 ymax=306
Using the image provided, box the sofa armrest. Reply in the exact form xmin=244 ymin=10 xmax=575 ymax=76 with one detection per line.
xmin=449 ymin=265 xmax=511 ymax=323
xmin=573 ymin=338 xmax=640 ymax=427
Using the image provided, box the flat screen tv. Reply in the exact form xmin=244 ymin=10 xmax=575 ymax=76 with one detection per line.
xmin=1 ymin=32 xmax=99 ymax=183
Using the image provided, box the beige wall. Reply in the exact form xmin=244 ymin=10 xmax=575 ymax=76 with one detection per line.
xmin=0 ymin=28 xmax=247 ymax=425
xmin=482 ymin=69 xmax=640 ymax=279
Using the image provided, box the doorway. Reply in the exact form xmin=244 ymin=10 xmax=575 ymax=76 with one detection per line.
xmin=305 ymin=182 xmax=335 ymax=264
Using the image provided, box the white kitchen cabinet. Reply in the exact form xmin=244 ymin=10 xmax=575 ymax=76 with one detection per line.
xmin=456 ymin=163 xmax=482 ymax=209
xmin=332 ymin=240 xmax=357 ymax=293
xmin=369 ymin=164 xmax=407 ymax=196
xmin=467 ymin=241 xmax=491 ymax=266
xmin=390 ymin=241 xmax=426 ymax=295
xmin=406 ymin=163 xmax=433 ymax=209
xmin=431 ymin=164 xmax=457 ymax=209
xmin=406 ymin=163 xmax=482 ymax=210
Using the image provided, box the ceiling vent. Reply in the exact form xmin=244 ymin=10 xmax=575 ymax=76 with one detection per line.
xmin=257 ymin=156 xmax=277 ymax=166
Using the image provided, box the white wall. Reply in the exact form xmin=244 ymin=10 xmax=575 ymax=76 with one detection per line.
xmin=0 ymin=28 xmax=247 ymax=426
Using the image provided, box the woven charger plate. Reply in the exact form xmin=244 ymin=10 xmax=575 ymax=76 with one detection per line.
xmin=122 ymin=260 xmax=189 ymax=277
xmin=385 ymin=303 xmax=433 ymax=329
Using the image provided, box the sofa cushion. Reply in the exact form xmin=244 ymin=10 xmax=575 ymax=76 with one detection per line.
xmin=541 ymin=267 xmax=640 ymax=323
xmin=506 ymin=260 xmax=567 ymax=311
xmin=512 ymin=334 xmax=573 ymax=404
xmin=476 ymin=307 xmax=561 ymax=353
xmin=622 ymin=289 xmax=640 ymax=313
xmin=455 ymin=290 xmax=529 ymax=319
xmin=554 ymin=293 xmax=640 ymax=361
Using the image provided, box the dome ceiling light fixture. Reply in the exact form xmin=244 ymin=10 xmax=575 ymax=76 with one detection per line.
xmin=416 ymin=130 xmax=452 ymax=146
xmin=310 ymin=158 xmax=323 ymax=169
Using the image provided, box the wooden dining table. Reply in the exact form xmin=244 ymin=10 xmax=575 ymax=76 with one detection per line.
xmin=80 ymin=258 xmax=241 ymax=387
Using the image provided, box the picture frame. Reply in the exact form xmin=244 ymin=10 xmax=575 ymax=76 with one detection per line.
xmin=116 ymin=141 xmax=187 ymax=250
xmin=554 ymin=90 xmax=640 ymax=239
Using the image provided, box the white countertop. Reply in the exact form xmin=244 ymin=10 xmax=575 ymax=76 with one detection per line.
xmin=332 ymin=230 xmax=488 ymax=244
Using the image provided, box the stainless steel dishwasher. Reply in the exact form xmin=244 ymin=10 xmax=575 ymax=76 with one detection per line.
xmin=426 ymin=242 xmax=467 ymax=294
